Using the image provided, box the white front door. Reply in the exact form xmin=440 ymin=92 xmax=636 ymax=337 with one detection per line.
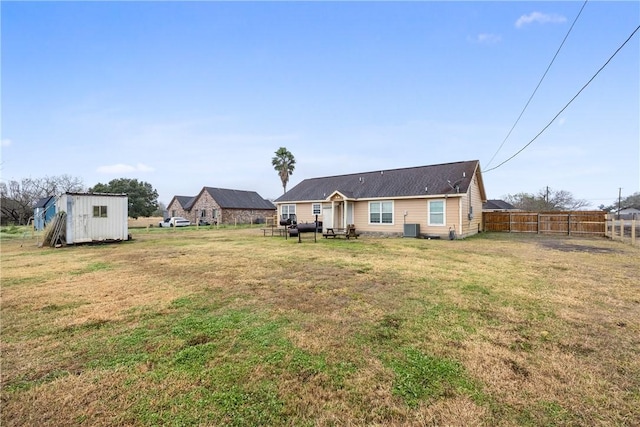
xmin=322 ymin=206 xmax=333 ymax=231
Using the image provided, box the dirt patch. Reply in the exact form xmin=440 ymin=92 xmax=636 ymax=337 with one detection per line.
xmin=538 ymin=239 xmax=621 ymax=254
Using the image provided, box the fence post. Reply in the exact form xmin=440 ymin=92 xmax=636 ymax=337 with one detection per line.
xmin=568 ymin=213 xmax=571 ymax=236
xmin=537 ymin=213 xmax=541 ymax=234
xmin=632 ymin=220 xmax=636 ymax=246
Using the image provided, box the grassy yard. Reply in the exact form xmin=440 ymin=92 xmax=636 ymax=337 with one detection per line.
xmin=1 ymin=227 xmax=639 ymax=426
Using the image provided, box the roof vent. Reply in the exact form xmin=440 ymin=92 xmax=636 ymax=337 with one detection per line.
xmin=381 ymin=171 xmax=384 ymax=175
xmin=463 ymin=172 xmax=466 ymax=178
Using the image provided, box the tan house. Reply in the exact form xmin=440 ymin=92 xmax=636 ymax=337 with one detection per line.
xmin=167 ymin=187 xmax=275 ymax=225
xmin=274 ymin=160 xmax=487 ymax=239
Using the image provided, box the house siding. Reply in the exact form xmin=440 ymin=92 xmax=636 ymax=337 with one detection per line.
xmin=352 ymin=197 xmax=461 ymax=237
xmin=459 ymin=175 xmax=484 ymax=237
xmin=282 ymin=196 xmax=474 ymax=238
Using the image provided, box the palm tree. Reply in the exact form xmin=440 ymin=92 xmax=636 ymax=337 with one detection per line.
xmin=272 ymin=147 xmax=296 ymax=194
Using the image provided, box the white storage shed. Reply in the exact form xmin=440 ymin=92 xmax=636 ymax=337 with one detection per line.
xmin=55 ymin=192 xmax=129 ymax=244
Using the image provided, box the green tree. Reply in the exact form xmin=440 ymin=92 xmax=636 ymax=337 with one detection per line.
xmin=505 ymin=187 xmax=588 ymax=211
xmin=271 ymin=147 xmax=296 ymax=194
xmin=89 ymin=178 xmax=158 ymax=219
xmin=600 ymin=191 xmax=640 ymax=213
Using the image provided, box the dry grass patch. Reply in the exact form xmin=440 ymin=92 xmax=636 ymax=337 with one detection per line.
xmin=2 ymin=230 xmax=639 ymax=426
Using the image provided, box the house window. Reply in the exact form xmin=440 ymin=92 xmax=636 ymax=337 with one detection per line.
xmin=369 ymin=201 xmax=393 ymax=224
xmin=312 ymin=203 xmax=321 ymax=215
xmin=171 ymin=210 xmax=176 ymax=217
xmin=281 ymin=204 xmax=296 ymax=220
xmin=428 ymin=200 xmax=445 ymax=226
xmin=213 ymin=209 xmax=219 ymax=219
xmin=200 ymin=210 xmax=207 ymax=218
xmin=93 ymin=205 xmax=108 ymax=218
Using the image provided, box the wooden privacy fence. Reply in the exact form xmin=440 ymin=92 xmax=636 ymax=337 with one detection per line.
xmin=483 ymin=211 xmax=606 ymax=236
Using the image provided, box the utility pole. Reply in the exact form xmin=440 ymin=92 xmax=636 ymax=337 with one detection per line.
xmin=617 ymin=187 xmax=622 ymax=219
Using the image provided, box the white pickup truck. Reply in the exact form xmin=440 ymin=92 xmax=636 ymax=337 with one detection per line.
xmin=158 ymin=217 xmax=191 ymax=227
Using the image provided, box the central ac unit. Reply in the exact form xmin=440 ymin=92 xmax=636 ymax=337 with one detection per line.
xmin=403 ymin=223 xmax=420 ymax=238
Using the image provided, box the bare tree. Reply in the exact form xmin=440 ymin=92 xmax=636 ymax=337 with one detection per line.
xmin=505 ymin=187 xmax=589 ymax=211
xmin=0 ymin=175 xmax=85 ymax=225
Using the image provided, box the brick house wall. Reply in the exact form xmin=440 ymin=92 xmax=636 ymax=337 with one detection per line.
xmin=220 ymin=208 xmax=276 ymax=225
xmin=166 ymin=199 xmax=191 ymax=222
xmin=190 ymin=191 xmax=222 ymax=224
xmin=190 ymin=190 xmax=275 ymax=225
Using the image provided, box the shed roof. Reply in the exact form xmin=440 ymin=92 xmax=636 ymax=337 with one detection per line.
xmin=35 ymin=196 xmax=55 ymax=208
xmin=275 ymin=160 xmax=484 ymax=202
xmin=202 ymin=187 xmax=275 ymax=210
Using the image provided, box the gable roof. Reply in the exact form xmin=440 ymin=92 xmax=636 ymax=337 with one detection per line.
xmin=483 ymin=199 xmax=517 ymax=210
xmin=202 ymin=187 xmax=275 ymax=210
xmin=275 ymin=160 xmax=485 ymax=202
xmin=168 ymin=195 xmax=196 ymax=210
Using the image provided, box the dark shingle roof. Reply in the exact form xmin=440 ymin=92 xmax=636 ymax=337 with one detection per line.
xmin=483 ymin=200 xmax=517 ymax=210
xmin=275 ymin=160 xmax=481 ymax=202
xmin=204 ymin=187 xmax=275 ymax=210
xmin=174 ymin=196 xmax=196 ymax=210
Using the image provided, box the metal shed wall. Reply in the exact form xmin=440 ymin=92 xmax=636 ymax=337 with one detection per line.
xmin=56 ymin=194 xmax=128 ymax=244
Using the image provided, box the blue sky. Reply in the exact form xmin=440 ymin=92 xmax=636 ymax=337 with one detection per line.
xmin=2 ymin=1 xmax=638 ymax=208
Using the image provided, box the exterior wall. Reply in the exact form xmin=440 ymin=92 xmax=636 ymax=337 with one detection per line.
xmin=189 ymin=191 xmax=221 ymax=224
xmin=166 ymin=200 xmax=190 ymax=222
xmin=457 ymin=176 xmax=484 ymax=238
xmin=57 ymin=194 xmax=128 ymax=244
xmin=352 ymin=197 xmax=462 ymax=238
xmin=278 ymin=197 xmax=468 ymax=238
xmin=220 ymin=208 xmax=276 ymax=225
xmin=281 ymin=202 xmax=324 ymax=224
xmin=34 ymin=201 xmax=56 ymax=231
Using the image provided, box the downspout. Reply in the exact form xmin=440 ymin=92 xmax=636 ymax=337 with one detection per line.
xmin=458 ymin=197 xmax=463 ymax=238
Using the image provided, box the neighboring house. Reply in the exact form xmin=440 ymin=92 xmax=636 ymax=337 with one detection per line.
xmin=54 ymin=193 xmax=129 ymax=244
xmin=274 ymin=160 xmax=487 ymax=239
xmin=167 ymin=187 xmax=276 ymax=225
xmin=166 ymin=195 xmax=195 ymax=220
xmin=34 ymin=196 xmax=57 ymax=231
xmin=617 ymin=207 xmax=640 ymax=220
xmin=483 ymin=199 xmax=518 ymax=212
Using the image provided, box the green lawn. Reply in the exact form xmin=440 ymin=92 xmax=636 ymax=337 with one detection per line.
xmin=1 ymin=228 xmax=638 ymax=426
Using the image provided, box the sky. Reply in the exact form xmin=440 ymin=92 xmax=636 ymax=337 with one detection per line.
xmin=2 ymin=1 xmax=639 ymax=208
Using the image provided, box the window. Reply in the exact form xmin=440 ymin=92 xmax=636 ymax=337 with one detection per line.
xmin=93 ymin=205 xmax=108 ymax=218
xmin=428 ymin=200 xmax=445 ymax=226
xmin=171 ymin=210 xmax=176 ymax=217
xmin=281 ymin=204 xmax=296 ymax=220
xmin=200 ymin=210 xmax=207 ymax=218
xmin=312 ymin=203 xmax=321 ymax=215
xmin=369 ymin=201 xmax=393 ymax=224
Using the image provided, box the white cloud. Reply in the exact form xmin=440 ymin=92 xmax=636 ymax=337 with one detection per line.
xmin=515 ymin=12 xmax=566 ymax=28
xmin=1 ymin=139 xmax=12 ymax=147
xmin=97 ymin=163 xmax=155 ymax=174
xmin=470 ymin=33 xmax=502 ymax=44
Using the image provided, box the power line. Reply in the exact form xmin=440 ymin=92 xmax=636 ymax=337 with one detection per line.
xmin=485 ymin=0 xmax=588 ymax=169
xmin=484 ymin=23 xmax=640 ymax=174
